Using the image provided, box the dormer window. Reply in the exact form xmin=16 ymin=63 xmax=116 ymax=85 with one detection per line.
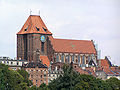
xmin=35 ymin=26 xmax=39 ymax=31
xmin=25 ymin=26 xmax=28 ymax=31
xmin=42 ymin=27 xmax=47 ymax=32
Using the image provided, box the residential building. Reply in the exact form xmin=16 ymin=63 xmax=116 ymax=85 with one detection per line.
xmin=0 ymin=56 xmax=28 ymax=70
xmin=24 ymin=61 xmax=48 ymax=86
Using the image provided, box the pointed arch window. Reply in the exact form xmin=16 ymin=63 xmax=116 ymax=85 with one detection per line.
xmin=82 ymin=55 xmax=85 ymax=64
xmin=56 ymin=54 xmax=59 ymax=62
xmin=68 ymin=55 xmax=70 ymax=63
xmin=61 ymin=54 xmax=64 ymax=63
xmin=72 ymin=55 xmax=74 ymax=62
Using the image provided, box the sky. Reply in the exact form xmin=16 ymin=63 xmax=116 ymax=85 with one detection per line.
xmin=0 ymin=0 xmax=120 ymax=65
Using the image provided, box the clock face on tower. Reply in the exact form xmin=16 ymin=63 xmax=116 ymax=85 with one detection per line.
xmin=41 ymin=35 xmax=46 ymax=42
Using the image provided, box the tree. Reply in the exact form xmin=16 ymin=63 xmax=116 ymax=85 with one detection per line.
xmin=38 ymin=83 xmax=49 ymax=90
xmin=0 ymin=63 xmax=29 ymax=90
xmin=48 ymin=64 xmax=112 ymax=90
xmin=17 ymin=69 xmax=33 ymax=86
xmin=106 ymin=77 xmax=120 ymax=90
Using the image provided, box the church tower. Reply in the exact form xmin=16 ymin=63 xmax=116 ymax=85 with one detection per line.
xmin=17 ymin=15 xmax=52 ymax=63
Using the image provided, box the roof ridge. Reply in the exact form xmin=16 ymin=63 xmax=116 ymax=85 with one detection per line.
xmin=54 ymin=38 xmax=91 ymax=41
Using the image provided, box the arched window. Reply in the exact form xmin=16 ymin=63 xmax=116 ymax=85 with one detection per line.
xmin=68 ymin=55 xmax=70 ymax=63
xmin=88 ymin=56 xmax=90 ymax=62
xmin=72 ymin=54 xmax=74 ymax=62
xmin=61 ymin=54 xmax=64 ymax=63
xmin=82 ymin=55 xmax=85 ymax=64
xmin=56 ymin=54 xmax=59 ymax=62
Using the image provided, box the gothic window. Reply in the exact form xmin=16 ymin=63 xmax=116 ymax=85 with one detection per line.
xmin=65 ymin=55 xmax=68 ymax=63
xmin=56 ymin=54 xmax=59 ymax=62
xmin=68 ymin=55 xmax=70 ymax=63
xmin=61 ymin=54 xmax=64 ymax=63
xmin=82 ymin=55 xmax=85 ymax=64
xmin=72 ymin=55 xmax=74 ymax=62
xmin=41 ymin=42 xmax=44 ymax=52
xmin=88 ymin=56 xmax=90 ymax=62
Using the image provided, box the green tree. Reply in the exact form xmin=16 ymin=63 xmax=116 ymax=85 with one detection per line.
xmin=106 ymin=77 xmax=120 ymax=90
xmin=29 ymin=85 xmax=38 ymax=90
xmin=0 ymin=63 xmax=29 ymax=90
xmin=38 ymin=83 xmax=49 ymax=90
xmin=48 ymin=64 xmax=112 ymax=90
xmin=17 ymin=69 xmax=33 ymax=86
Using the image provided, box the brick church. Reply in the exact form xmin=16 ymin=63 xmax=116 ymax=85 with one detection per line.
xmin=17 ymin=15 xmax=97 ymax=68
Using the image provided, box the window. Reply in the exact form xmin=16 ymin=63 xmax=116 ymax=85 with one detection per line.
xmin=41 ymin=75 xmax=42 ymax=78
xmin=72 ymin=55 xmax=74 ymax=62
xmin=88 ymin=56 xmax=90 ymax=62
xmin=35 ymin=26 xmax=39 ymax=31
xmin=25 ymin=26 xmax=28 ymax=31
xmin=68 ymin=55 xmax=70 ymax=63
xmin=17 ymin=62 xmax=19 ymax=65
xmin=56 ymin=55 xmax=59 ymax=62
xmin=31 ymin=75 xmax=33 ymax=78
xmin=82 ymin=56 xmax=85 ymax=64
xmin=61 ymin=55 xmax=64 ymax=63
xmin=42 ymin=27 xmax=47 ymax=32
xmin=7 ymin=61 xmax=9 ymax=64
xmin=36 ymin=70 xmax=38 ymax=72
xmin=41 ymin=42 xmax=44 ymax=52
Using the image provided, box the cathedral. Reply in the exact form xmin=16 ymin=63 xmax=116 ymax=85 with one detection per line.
xmin=17 ymin=15 xmax=98 ymax=68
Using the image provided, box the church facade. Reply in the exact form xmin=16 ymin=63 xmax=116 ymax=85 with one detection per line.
xmin=17 ymin=15 xmax=97 ymax=67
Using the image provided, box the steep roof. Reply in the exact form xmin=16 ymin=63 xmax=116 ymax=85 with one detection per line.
xmin=40 ymin=55 xmax=50 ymax=67
xmin=17 ymin=15 xmax=52 ymax=35
xmin=49 ymin=36 xmax=96 ymax=54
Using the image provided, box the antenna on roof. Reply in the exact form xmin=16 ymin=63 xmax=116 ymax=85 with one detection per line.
xmin=30 ymin=9 xmax=32 ymax=15
xmin=38 ymin=10 xmax=40 ymax=16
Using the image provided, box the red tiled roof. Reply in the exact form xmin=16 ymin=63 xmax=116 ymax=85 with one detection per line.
xmin=104 ymin=68 xmax=116 ymax=75
xmin=17 ymin=15 xmax=52 ymax=35
xmin=49 ymin=36 xmax=96 ymax=54
xmin=40 ymin=55 xmax=50 ymax=67
xmin=100 ymin=59 xmax=110 ymax=68
xmin=74 ymin=67 xmax=89 ymax=75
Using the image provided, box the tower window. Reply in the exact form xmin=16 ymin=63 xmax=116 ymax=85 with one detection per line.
xmin=41 ymin=42 xmax=44 ymax=52
xmin=35 ymin=26 xmax=39 ymax=31
xmin=42 ymin=27 xmax=47 ymax=32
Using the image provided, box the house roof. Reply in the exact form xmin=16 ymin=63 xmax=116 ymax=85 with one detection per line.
xmin=100 ymin=59 xmax=110 ymax=68
xmin=24 ymin=61 xmax=47 ymax=68
xmin=17 ymin=15 xmax=52 ymax=35
xmin=40 ymin=55 xmax=50 ymax=67
xmin=49 ymin=36 xmax=96 ymax=54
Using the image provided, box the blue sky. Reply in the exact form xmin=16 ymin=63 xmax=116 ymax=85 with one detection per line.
xmin=0 ymin=0 xmax=120 ymax=65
